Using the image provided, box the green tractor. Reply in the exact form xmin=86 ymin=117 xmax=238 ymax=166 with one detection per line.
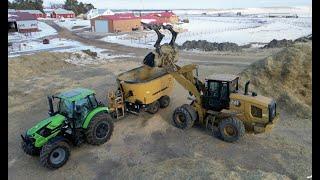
xmin=21 ymin=88 xmax=114 ymax=169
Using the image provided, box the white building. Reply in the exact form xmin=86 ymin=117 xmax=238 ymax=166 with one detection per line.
xmin=86 ymin=9 xmax=114 ymax=19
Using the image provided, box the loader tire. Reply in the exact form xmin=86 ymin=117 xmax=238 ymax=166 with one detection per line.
xmin=159 ymin=96 xmax=170 ymax=108
xmin=172 ymin=105 xmax=195 ymax=129
xmin=40 ymin=137 xmax=70 ymax=169
xmin=147 ymin=101 xmax=160 ymax=114
xmin=86 ymin=113 xmax=114 ymax=145
xmin=218 ymin=117 xmax=245 ymax=142
xmin=181 ymin=104 xmax=198 ymax=122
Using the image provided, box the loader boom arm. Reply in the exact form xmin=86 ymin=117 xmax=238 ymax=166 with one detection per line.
xmin=168 ymin=64 xmax=206 ymax=122
xmin=142 ymin=24 xmax=206 ymax=122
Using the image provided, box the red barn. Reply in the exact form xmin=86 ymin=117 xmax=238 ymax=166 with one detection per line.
xmin=141 ymin=11 xmax=179 ymax=25
xmin=18 ymin=10 xmax=46 ymax=18
xmin=91 ymin=13 xmax=141 ymax=33
xmin=52 ymin=8 xmax=75 ymax=18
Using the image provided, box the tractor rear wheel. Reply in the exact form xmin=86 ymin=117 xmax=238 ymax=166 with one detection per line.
xmin=147 ymin=100 xmax=160 ymax=114
xmin=40 ymin=137 xmax=70 ymax=169
xmin=218 ymin=117 xmax=245 ymax=142
xmin=86 ymin=113 xmax=114 ymax=145
xmin=159 ymin=96 xmax=170 ymax=108
xmin=172 ymin=105 xmax=196 ymax=129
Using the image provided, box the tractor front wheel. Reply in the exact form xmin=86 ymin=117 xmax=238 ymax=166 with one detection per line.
xmin=172 ymin=104 xmax=196 ymax=129
xmin=86 ymin=113 xmax=114 ymax=145
xmin=40 ymin=137 xmax=70 ymax=169
xmin=218 ymin=117 xmax=245 ymax=142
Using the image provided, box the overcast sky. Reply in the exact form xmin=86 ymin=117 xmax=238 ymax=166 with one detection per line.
xmin=41 ymin=0 xmax=311 ymax=9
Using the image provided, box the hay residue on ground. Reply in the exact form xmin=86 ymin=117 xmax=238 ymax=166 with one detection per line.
xmin=240 ymin=43 xmax=312 ymax=118
xmin=112 ymin=158 xmax=290 ymax=180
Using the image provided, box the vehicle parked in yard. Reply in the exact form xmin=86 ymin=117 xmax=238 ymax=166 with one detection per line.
xmin=108 ymin=65 xmax=174 ymax=119
xmin=21 ymin=88 xmax=113 ymax=169
xmin=142 ymin=24 xmax=279 ymax=142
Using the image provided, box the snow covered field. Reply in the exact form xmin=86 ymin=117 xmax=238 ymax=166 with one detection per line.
xmin=8 ymin=38 xmax=133 ymax=61
xmin=101 ymin=15 xmax=311 ymax=48
xmin=173 ymin=6 xmax=312 ymax=17
xmin=55 ymin=19 xmax=91 ymax=31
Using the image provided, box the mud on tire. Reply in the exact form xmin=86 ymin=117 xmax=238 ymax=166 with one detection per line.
xmin=159 ymin=96 xmax=170 ymax=108
xmin=218 ymin=117 xmax=245 ymax=142
xmin=40 ymin=137 xmax=70 ymax=169
xmin=86 ymin=113 xmax=114 ymax=145
xmin=172 ymin=104 xmax=196 ymax=129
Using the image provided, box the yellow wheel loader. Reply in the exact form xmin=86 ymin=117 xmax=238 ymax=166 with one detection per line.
xmin=142 ymin=24 xmax=279 ymax=142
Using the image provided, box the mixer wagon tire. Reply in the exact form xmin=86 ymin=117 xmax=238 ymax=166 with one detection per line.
xmin=147 ymin=101 xmax=160 ymax=114
xmin=218 ymin=117 xmax=245 ymax=142
xmin=172 ymin=105 xmax=195 ymax=129
xmin=159 ymin=96 xmax=170 ymax=108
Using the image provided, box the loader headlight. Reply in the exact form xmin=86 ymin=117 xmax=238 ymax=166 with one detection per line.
xmin=231 ymin=99 xmax=241 ymax=107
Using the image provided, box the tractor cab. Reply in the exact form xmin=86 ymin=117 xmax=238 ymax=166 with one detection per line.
xmin=202 ymin=74 xmax=239 ymax=111
xmin=49 ymin=88 xmax=100 ymax=128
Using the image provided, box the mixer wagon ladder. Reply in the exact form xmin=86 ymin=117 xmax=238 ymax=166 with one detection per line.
xmin=107 ymin=90 xmax=125 ymax=119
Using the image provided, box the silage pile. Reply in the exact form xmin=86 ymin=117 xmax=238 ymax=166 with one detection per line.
xmin=8 ymin=52 xmax=75 ymax=81
xmin=8 ymin=51 xmax=117 ymax=81
xmin=240 ymin=43 xmax=312 ymax=118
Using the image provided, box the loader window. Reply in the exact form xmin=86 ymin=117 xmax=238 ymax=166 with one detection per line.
xmin=208 ymin=81 xmax=220 ymax=97
xmin=251 ymin=105 xmax=262 ymax=118
xmin=221 ymin=83 xmax=228 ymax=100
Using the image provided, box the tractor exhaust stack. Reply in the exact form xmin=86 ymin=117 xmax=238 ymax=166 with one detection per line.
xmin=47 ymin=96 xmax=54 ymax=116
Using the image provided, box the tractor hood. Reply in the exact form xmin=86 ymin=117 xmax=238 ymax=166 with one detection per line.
xmin=26 ymin=114 xmax=66 ymax=136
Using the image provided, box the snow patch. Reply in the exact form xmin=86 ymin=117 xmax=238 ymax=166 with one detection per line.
xmin=8 ymin=21 xmax=57 ymax=43
xmin=8 ymin=38 xmax=133 ymax=62
xmin=101 ymin=16 xmax=311 ymax=48
xmin=55 ymin=19 xmax=91 ymax=31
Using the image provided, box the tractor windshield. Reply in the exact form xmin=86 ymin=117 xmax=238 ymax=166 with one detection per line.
xmin=58 ymin=99 xmax=73 ymax=118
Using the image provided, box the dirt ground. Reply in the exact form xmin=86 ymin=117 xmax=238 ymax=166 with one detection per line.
xmin=8 ymin=32 xmax=312 ymax=179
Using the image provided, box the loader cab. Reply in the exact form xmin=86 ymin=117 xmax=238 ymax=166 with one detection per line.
xmin=202 ymin=74 xmax=239 ymax=111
